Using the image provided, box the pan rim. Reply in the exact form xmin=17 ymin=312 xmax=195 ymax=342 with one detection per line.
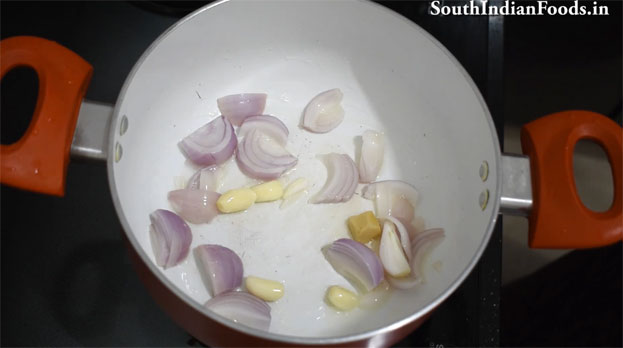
xmin=106 ymin=0 xmax=503 ymax=344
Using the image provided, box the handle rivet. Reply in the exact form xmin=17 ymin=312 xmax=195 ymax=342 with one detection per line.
xmin=479 ymin=160 xmax=489 ymax=182
xmin=114 ymin=142 xmax=123 ymax=163
xmin=479 ymin=189 xmax=489 ymax=211
xmin=119 ymin=115 xmax=128 ymax=136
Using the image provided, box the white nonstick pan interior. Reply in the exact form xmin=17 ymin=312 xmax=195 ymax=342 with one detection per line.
xmin=109 ymin=0 xmax=500 ymax=339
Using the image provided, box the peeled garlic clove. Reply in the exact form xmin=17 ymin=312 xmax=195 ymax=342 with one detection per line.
xmin=302 ymin=88 xmax=344 ymax=133
xmin=251 ymin=180 xmax=284 ymax=202
xmin=325 ymin=285 xmax=359 ymax=311
xmin=359 ymin=130 xmax=384 ymax=183
xmin=245 ymin=276 xmax=284 ymax=302
xmin=217 ymin=188 xmax=257 ymax=213
xmin=283 ymin=178 xmax=308 ymax=199
xmin=279 ymin=178 xmax=308 ymax=209
xmin=379 ymin=220 xmax=411 ymax=278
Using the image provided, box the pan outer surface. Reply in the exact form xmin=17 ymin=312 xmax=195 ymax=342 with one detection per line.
xmin=108 ymin=0 xmax=501 ymax=344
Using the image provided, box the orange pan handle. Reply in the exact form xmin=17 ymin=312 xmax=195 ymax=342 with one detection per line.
xmin=521 ymin=110 xmax=622 ymax=248
xmin=1 ymin=36 xmax=93 ymax=196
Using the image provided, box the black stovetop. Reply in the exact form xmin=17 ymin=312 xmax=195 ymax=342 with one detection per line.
xmin=1 ymin=1 xmax=503 ymax=346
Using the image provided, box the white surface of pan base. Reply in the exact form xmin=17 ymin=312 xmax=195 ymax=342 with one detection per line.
xmin=111 ymin=0 xmax=499 ymax=339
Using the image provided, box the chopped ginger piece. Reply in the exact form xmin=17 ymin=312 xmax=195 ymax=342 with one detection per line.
xmin=347 ymin=211 xmax=381 ymax=243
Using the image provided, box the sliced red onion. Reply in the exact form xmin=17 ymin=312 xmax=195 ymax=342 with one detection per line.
xmin=238 ymin=115 xmax=289 ymax=146
xmin=186 ymin=166 xmax=221 ymax=192
xmin=179 ymin=116 xmax=237 ymax=166
xmin=385 ymin=216 xmax=412 ymax=262
xmin=379 ymin=220 xmax=411 ymax=278
xmin=310 ymin=153 xmax=358 ymax=204
xmin=195 ymin=244 xmax=243 ymax=296
xmin=359 ymin=130 xmax=385 ymax=183
xmin=302 ymin=88 xmax=344 ymax=133
xmin=387 ymin=228 xmax=445 ymax=289
xmin=408 ymin=216 xmax=427 ymax=242
xmin=236 ymin=129 xmax=297 ymax=180
xmin=217 ymin=93 xmax=267 ymax=126
xmin=205 ymin=291 xmax=271 ymax=331
xmin=410 ymin=228 xmax=445 ymax=279
xmin=323 ymin=238 xmax=384 ymax=292
xmin=149 ymin=209 xmax=192 ymax=269
xmin=168 ymin=189 xmax=220 ymax=224
xmin=361 ymin=180 xmax=419 ymax=222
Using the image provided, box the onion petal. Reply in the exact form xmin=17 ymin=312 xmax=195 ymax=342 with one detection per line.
xmin=302 ymin=88 xmax=344 ymax=133
xmin=385 ymin=216 xmax=412 ymax=262
xmin=361 ymin=180 xmax=419 ymax=222
xmin=186 ymin=166 xmax=222 ymax=192
xmin=310 ymin=153 xmax=358 ymax=204
xmin=359 ymin=130 xmax=385 ymax=183
xmin=408 ymin=216 xmax=427 ymax=241
xmin=168 ymin=189 xmax=220 ymax=224
xmin=205 ymin=291 xmax=271 ymax=331
xmin=195 ymin=244 xmax=243 ymax=296
xmin=149 ymin=209 xmax=192 ymax=269
xmin=239 ymin=115 xmax=289 ymax=146
xmin=379 ymin=220 xmax=411 ymax=277
xmin=387 ymin=228 xmax=445 ymax=289
xmin=217 ymin=93 xmax=267 ymax=126
xmin=179 ymin=116 xmax=237 ymax=166
xmin=236 ymin=129 xmax=297 ymax=180
xmin=323 ymin=238 xmax=384 ymax=292
xmin=410 ymin=228 xmax=445 ymax=280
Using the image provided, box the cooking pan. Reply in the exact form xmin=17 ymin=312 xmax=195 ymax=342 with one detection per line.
xmin=1 ymin=0 xmax=621 ymax=346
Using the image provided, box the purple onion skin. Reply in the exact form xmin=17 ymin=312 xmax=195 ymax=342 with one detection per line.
xmin=149 ymin=209 xmax=192 ymax=269
xmin=238 ymin=115 xmax=289 ymax=146
xmin=217 ymin=93 xmax=267 ymax=126
xmin=204 ymin=291 xmax=271 ymax=331
xmin=179 ymin=116 xmax=237 ymax=166
xmin=325 ymin=238 xmax=384 ymax=292
xmin=195 ymin=244 xmax=243 ymax=296
xmin=235 ymin=129 xmax=297 ymax=180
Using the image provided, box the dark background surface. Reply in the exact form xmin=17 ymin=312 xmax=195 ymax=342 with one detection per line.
xmin=1 ymin=1 xmax=621 ymax=347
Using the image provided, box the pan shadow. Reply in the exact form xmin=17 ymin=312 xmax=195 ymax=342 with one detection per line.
xmin=51 ymin=240 xmax=128 ymax=346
